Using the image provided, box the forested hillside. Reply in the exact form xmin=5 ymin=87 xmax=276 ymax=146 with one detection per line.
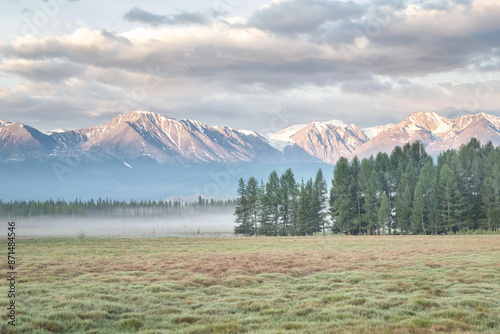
xmin=234 ymin=139 xmax=500 ymax=236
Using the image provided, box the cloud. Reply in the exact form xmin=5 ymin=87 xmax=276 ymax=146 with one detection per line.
xmin=0 ymin=59 xmax=84 ymax=82
xmin=340 ymin=78 xmax=393 ymax=95
xmin=0 ymin=0 xmax=500 ymax=133
xmin=416 ymin=0 xmax=472 ymax=11
xmin=248 ymin=0 xmax=366 ymax=35
xmin=123 ymin=6 xmax=212 ymax=26
xmin=100 ymin=29 xmax=132 ymax=46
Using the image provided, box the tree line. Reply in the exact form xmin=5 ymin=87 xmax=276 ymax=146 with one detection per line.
xmin=234 ymin=139 xmax=500 ymax=236
xmin=0 ymin=196 xmax=235 ymax=218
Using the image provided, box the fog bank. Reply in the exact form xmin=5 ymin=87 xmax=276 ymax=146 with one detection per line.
xmin=12 ymin=210 xmax=236 ymax=237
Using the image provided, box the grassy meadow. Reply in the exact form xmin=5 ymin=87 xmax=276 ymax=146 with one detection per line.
xmin=3 ymin=235 xmax=500 ymax=333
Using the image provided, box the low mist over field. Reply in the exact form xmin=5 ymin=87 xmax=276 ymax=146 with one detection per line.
xmin=15 ymin=210 xmax=235 ymax=237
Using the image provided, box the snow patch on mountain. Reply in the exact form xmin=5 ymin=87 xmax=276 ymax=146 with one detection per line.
xmin=267 ymin=119 xmax=349 ymax=148
xmin=269 ymin=120 xmax=368 ymax=163
xmin=362 ymin=124 xmax=395 ymax=139
xmin=322 ymin=119 xmax=348 ymax=127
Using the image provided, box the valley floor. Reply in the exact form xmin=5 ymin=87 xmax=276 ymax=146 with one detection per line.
xmin=4 ymin=235 xmax=500 ymax=333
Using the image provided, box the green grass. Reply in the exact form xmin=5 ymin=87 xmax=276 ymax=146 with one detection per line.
xmin=2 ymin=235 xmax=500 ymax=333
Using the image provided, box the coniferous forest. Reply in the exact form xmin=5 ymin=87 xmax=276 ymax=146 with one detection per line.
xmin=0 ymin=196 xmax=235 ymax=218
xmin=234 ymin=139 xmax=500 ymax=236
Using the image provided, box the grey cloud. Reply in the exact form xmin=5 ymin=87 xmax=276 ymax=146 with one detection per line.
xmin=340 ymin=79 xmax=393 ymax=95
xmin=414 ymin=0 xmax=472 ymax=10
xmin=0 ymin=60 xmax=84 ymax=82
xmin=248 ymin=0 xmax=366 ymax=35
xmin=1 ymin=0 xmax=500 ymax=132
xmin=124 ymin=6 xmax=210 ymax=26
xmin=101 ymin=30 xmax=132 ymax=46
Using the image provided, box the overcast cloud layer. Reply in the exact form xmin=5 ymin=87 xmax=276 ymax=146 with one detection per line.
xmin=0 ymin=0 xmax=499 ymax=132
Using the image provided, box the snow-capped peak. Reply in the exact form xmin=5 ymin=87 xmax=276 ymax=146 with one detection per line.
xmin=45 ymin=129 xmax=68 ymax=135
xmin=132 ymin=110 xmax=154 ymax=115
xmin=269 ymin=119 xmax=350 ymax=143
xmin=362 ymin=124 xmax=395 ymax=139
xmin=312 ymin=121 xmax=327 ymax=132
xmin=323 ymin=119 xmax=348 ymax=127
xmin=424 ymin=112 xmax=452 ymax=134
xmin=236 ymin=129 xmax=258 ymax=136
xmin=267 ymin=119 xmax=369 ymax=163
xmin=0 ymin=120 xmax=14 ymax=126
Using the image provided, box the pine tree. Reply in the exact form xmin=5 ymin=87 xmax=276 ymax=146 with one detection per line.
xmin=374 ymin=152 xmax=395 ymax=234
xmin=257 ymin=180 xmax=272 ymax=236
xmin=378 ymin=192 xmax=389 ymax=235
xmin=429 ymin=171 xmax=441 ymax=235
xmin=234 ymin=178 xmax=252 ymax=236
xmin=410 ymin=162 xmax=434 ymax=234
xmin=395 ymin=163 xmax=415 ymax=234
xmin=482 ymin=162 xmax=500 ymax=231
xmin=365 ymin=170 xmax=379 ymax=235
xmin=351 ymin=156 xmax=363 ymax=234
xmin=280 ymin=168 xmax=298 ymax=236
xmin=330 ymin=157 xmax=356 ymax=234
xmin=439 ymin=164 xmax=459 ymax=233
xmin=314 ymin=168 xmax=328 ymax=236
xmin=247 ymin=177 xmax=259 ymax=236
xmin=267 ymin=171 xmax=281 ymax=236
xmin=297 ymin=179 xmax=321 ymax=236
xmin=296 ymin=179 xmax=309 ymax=236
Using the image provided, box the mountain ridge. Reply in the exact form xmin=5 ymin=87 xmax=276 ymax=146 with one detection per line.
xmin=1 ymin=111 xmax=500 ymax=165
xmin=351 ymin=111 xmax=500 ymax=158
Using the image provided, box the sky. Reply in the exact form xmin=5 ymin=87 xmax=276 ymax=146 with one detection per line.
xmin=0 ymin=0 xmax=499 ymax=133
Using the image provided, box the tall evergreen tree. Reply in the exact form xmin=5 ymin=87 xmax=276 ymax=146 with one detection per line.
xmin=410 ymin=162 xmax=434 ymax=234
xmin=395 ymin=163 xmax=415 ymax=234
xmin=378 ymin=192 xmax=389 ymax=235
xmin=259 ymin=171 xmax=281 ymax=236
xmin=330 ymin=157 xmax=357 ymax=234
xmin=374 ymin=152 xmax=395 ymax=234
xmin=234 ymin=178 xmax=252 ymax=236
xmin=246 ymin=177 xmax=259 ymax=236
xmin=439 ymin=163 xmax=461 ymax=233
xmin=482 ymin=162 xmax=500 ymax=231
xmin=351 ymin=156 xmax=363 ymax=234
xmin=314 ymin=168 xmax=328 ymax=236
xmin=297 ymin=179 xmax=321 ymax=236
xmin=280 ymin=168 xmax=298 ymax=236
xmin=365 ymin=170 xmax=379 ymax=235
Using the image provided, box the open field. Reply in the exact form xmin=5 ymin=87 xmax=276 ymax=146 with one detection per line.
xmin=3 ymin=235 xmax=500 ymax=333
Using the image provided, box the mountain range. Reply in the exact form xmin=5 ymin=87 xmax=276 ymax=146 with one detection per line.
xmin=2 ymin=110 xmax=500 ymax=200
xmin=1 ymin=111 xmax=500 ymax=166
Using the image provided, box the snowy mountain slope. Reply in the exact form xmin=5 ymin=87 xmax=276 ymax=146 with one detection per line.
xmin=1 ymin=111 xmax=294 ymax=164
xmin=362 ymin=124 xmax=395 ymax=140
xmin=0 ymin=120 xmax=57 ymax=161
xmin=268 ymin=120 xmax=368 ymax=164
xmin=55 ymin=111 xmax=287 ymax=164
xmin=1 ymin=111 xmax=500 ymax=165
xmin=351 ymin=112 xmax=500 ymax=159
